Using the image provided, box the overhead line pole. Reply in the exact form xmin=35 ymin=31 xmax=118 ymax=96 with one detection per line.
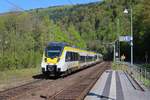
xmin=116 ymin=18 xmax=120 ymax=61
xmin=130 ymin=6 xmax=133 ymax=65
xmin=114 ymin=43 xmax=116 ymax=62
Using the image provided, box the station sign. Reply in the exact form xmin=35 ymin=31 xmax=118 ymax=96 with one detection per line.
xmin=119 ymin=36 xmax=132 ymax=42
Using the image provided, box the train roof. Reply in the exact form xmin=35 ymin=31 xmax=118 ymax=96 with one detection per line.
xmin=47 ymin=42 xmax=70 ymax=47
xmin=46 ymin=42 xmax=99 ymax=55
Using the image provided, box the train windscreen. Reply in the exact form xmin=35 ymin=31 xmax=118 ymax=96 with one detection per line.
xmin=45 ymin=46 xmax=62 ymax=58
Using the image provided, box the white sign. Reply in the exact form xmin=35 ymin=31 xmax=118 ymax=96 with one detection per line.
xmin=119 ymin=36 xmax=132 ymax=42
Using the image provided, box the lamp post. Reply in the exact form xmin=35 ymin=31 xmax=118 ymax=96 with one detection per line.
xmin=124 ymin=6 xmax=133 ymax=66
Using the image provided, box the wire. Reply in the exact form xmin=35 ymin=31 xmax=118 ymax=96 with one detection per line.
xmin=68 ymin=0 xmax=74 ymax=5
xmin=5 ymin=0 xmax=25 ymax=11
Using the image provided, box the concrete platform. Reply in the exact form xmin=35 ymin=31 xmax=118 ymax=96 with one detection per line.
xmin=84 ymin=70 xmax=150 ymax=100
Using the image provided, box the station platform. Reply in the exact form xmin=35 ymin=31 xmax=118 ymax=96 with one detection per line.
xmin=85 ymin=70 xmax=150 ymax=100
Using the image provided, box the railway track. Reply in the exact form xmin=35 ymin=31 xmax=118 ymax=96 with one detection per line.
xmin=0 ymin=78 xmax=54 ymax=100
xmin=0 ymin=62 xmax=110 ymax=100
xmin=48 ymin=62 xmax=110 ymax=100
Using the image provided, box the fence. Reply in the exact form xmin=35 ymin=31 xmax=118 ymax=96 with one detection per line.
xmin=119 ymin=62 xmax=150 ymax=88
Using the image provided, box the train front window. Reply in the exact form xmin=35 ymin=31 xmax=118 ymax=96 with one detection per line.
xmin=46 ymin=46 xmax=62 ymax=58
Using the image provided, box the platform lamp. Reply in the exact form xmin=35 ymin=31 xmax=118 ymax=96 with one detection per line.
xmin=123 ymin=6 xmax=133 ymax=66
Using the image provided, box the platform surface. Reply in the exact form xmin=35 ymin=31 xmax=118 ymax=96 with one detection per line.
xmin=84 ymin=70 xmax=150 ymax=100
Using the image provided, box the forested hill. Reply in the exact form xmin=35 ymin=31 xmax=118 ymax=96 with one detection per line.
xmin=30 ymin=0 xmax=150 ymax=62
xmin=0 ymin=0 xmax=150 ymax=70
xmin=30 ymin=1 xmax=114 ymax=51
xmin=31 ymin=0 xmax=150 ymax=62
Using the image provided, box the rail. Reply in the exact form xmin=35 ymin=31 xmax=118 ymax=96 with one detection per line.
xmin=48 ymin=62 xmax=110 ymax=100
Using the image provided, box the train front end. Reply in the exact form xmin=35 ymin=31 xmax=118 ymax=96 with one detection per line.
xmin=41 ymin=42 xmax=64 ymax=76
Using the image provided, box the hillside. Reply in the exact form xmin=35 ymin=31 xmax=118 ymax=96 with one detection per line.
xmin=31 ymin=0 xmax=150 ymax=62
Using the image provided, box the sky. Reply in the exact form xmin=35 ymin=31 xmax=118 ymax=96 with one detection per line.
xmin=0 ymin=0 xmax=100 ymax=13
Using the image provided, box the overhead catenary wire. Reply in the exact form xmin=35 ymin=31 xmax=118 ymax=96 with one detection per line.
xmin=4 ymin=0 xmax=74 ymax=11
xmin=4 ymin=0 xmax=25 ymax=11
xmin=68 ymin=0 xmax=74 ymax=5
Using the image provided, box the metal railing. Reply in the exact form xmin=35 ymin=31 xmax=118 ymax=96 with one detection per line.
xmin=118 ymin=62 xmax=150 ymax=88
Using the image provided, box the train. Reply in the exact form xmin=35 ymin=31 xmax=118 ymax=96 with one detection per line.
xmin=41 ymin=42 xmax=103 ymax=76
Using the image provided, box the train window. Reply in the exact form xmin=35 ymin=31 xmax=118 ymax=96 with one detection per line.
xmin=74 ymin=53 xmax=77 ymax=61
xmin=77 ymin=53 xmax=79 ymax=61
xmin=95 ymin=55 xmax=97 ymax=60
xmin=75 ymin=53 xmax=77 ymax=61
xmin=71 ymin=52 xmax=74 ymax=61
xmin=76 ymin=53 xmax=79 ymax=61
xmin=65 ymin=52 xmax=79 ymax=62
xmin=65 ymin=52 xmax=71 ymax=62
xmin=45 ymin=46 xmax=62 ymax=58
xmin=80 ymin=56 xmax=86 ymax=62
xmin=86 ymin=56 xmax=88 ymax=62
xmin=86 ymin=56 xmax=94 ymax=62
xmin=74 ymin=53 xmax=76 ymax=61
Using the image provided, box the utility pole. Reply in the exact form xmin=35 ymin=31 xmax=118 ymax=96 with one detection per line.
xmin=116 ymin=18 xmax=120 ymax=61
xmin=113 ymin=43 xmax=116 ymax=62
xmin=130 ymin=6 xmax=133 ymax=65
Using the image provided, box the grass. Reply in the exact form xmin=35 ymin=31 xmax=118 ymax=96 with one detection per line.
xmin=136 ymin=74 xmax=150 ymax=88
xmin=0 ymin=67 xmax=41 ymax=85
xmin=112 ymin=62 xmax=128 ymax=71
xmin=144 ymin=79 xmax=150 ymax=88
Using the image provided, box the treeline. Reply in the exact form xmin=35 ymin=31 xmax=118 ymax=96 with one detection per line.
xmin=0 ymin=0 xmax=150 ymax=70
xmin=0 ymin=13 xmax=86 ymax=70
xmin=34 ymin=0 xmax=150 ymax=62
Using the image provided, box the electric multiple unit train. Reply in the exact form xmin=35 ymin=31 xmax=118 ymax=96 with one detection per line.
xmin=41 ymin=42 xmax=103 ymax=76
